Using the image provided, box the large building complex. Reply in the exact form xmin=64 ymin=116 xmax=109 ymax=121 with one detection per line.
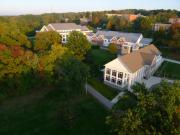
xmin=39 ymin=23 xmax=92 ymax=43
xmin=87 ymin=30 xmax=145 ymax=55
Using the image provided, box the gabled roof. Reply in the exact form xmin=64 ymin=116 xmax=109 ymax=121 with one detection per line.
xmin=105 ymin=44 xmax=161 ymax=73
xmin=48 ymin=23 xmax=90 ymax=31
xmin=95 ymin=30 xmax=142 ymax=43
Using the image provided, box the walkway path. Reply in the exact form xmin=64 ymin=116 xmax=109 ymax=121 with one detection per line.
xmin=163 ymin=58 xmax=180 ymax=64
xmin=143 ymin=76 xmax=174 ymax=89
xmin=86 ymin=84 xmax=113 ymax=110
xmin=111 ymin=92 xmax=124 ymax=104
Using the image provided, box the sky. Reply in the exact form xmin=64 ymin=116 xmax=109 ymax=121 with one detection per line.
xmin=0 ymin=0 xmax=179 ymax=15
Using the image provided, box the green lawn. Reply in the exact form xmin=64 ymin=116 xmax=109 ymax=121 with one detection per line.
xmin=0 ymin=87 xmax=113 ymax=135
xmin=159 ymin=47 xmax=180 ymax=61
xmin=88 ymin=48 xmax=116 ymax=67
xmin=155 ymin=61 xmax=180 ymax=80
xmin=88 ymin=78 xmax=118 ymax=100
xmin=85 ymin=47 xmax=116 ymax=77
xmin=85 ymin=47 xmax=118 ymax=100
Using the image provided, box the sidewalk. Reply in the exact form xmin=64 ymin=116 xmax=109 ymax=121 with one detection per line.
xmin=163 ymin=58 xmax=180 ymax=64
xmin=111 ymin=92 xmax=124 ymax=104
xmin=86 ymin=84 xmax=113 ymax=110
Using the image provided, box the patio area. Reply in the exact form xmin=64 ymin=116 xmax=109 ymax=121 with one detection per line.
xmin=142 ymin=76 xmax=174 ymax=89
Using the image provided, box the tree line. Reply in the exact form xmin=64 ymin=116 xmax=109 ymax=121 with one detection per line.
xmin=0 ymin=29 xmax=91 ymax=101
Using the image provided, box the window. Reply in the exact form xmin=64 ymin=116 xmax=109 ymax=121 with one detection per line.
xmin=111 ymin=77 xmax=116 ymax=83
xmin=124 ymin=80 xmax=127 ymax=85
xmin=112 ymin=70 xmax=117 ymax=76
xmin=106 ymin=75 xmax=110 ymax=81
xmin=118 ymin=72 xmax=123 ymax=78
xmin=117 ymin=80 xmax=122 ymax=85
xmin=62 ymin=38 xmax=66 ymax=42
xmin=106 ymin=68 xmax=111 ymax=75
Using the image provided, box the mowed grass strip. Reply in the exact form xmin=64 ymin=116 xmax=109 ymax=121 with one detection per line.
xmin=89 ymin=48 xmax=116 ymax=67
xmin=88 ymin=78 xmax=118 ymax=100
xmin=155 ymin=61 xmax=180 ymax=80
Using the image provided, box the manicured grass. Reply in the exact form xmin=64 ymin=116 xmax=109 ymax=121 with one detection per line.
xmin=89 ymin=48 xmax=116 ymax=67
xmin=0 ymin=87 xmax=112 ymax=135
xmin=86 ymin=47 xmax=116 ymax=77
xmin=159 ymin=47 xmax=180 ymax=61
xmin=88 ymin=78 xmax=118 ymax=100
xmin=154 ymin=61 xmax=180 ymax=80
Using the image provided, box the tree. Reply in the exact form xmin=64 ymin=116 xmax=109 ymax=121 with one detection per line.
xmin=0 ymin=23 xmax=31 ymax=48
xmin=108 ymin=43 xmax=117 ymax=54
xmin=55 ymin=54 xmax=89 ymax=92
xmin=34 ymin=31 xmax=62 ymax=52
xmin=38 ymin=43 xmax=67 ymax=82
xmin=133 ymin=17 xmax=153 ymax=36
xmin=67 ymin=31 xmax=91 ymax=60
xmin=167 ymin=23 xmax=180 ymax=48
xmin=107 ymin=82 xmax=180 ymax=135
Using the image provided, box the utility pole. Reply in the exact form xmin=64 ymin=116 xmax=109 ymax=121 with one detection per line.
xmin=86 ymin=77 xmax=87 ymax=94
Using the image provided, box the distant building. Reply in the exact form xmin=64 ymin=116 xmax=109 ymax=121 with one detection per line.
xmin=80 ymin=17 xmax=91 ymax=25
xmin=106 ymin=13 xmax=145 ymax=22
xmin=87 ymin=30 xmax=143 ymax=55
xmin=153 ymin=17 xmax=180 ymax=31
xmin=39 ymin=23 xmax=92 ymax=43
xmin=153 ymin=23 xmax=171 ymax=31
xmin=169 ymin=18 xmax=180 ymax=24
xmin=104 ymin=44 xmax=163 ymax=90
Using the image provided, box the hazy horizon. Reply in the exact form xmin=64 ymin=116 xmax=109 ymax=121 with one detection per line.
xmin=0 ymin=0 xmax=179 ymax=16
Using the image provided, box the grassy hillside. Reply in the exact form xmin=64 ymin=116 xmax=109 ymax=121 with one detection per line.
xmin=0 ymin=86 xmax=113 ymax=135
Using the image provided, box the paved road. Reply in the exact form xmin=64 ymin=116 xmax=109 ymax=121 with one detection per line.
xmin=164 ymin=58 xmax=180 ymax=64
xmin=86 ymin=84 xmax=113 ymax=110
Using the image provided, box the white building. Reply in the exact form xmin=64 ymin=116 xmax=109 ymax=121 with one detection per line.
xmin=87 ymin=30 xmax=144 ymax=55
xmin=104 ymin=44 xmax=163 ymax=90
xmin=153 ymin=23 xmax=171 ymax=31
xmin=39 ymin=23 xmax=92 ymax=43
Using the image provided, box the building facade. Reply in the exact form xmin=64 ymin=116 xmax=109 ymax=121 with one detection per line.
xmin=104 ymin=45 xmax=163 ymax=90
xmin=169 ymin=18 xmax=180 ymax=24
xmin=87 ymin=30 xmax=143 ymax=55
xmin=39 ymin=23 xmax=92 ymax=43
xmin=153 ymin=23 xmax=171 ymax=31
xmin=106 ymin=14 xmax=145 ymax=22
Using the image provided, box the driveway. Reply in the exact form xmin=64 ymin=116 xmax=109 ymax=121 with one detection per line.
xmin=143 ymin=76 xmax=174 ymax=89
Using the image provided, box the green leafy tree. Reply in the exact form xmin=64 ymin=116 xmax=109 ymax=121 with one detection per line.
xmin=107 ymin=82 xmax=180 ymax=135
xmin=55 ymin=54 xmax=89 ymax=92
xmin=108 ymin=43 xmax=117 ymax=54
xmin=67 ymin=31 xmax=91 ymax=60
xmin=133 ymin=17 xmax=153 ymax=36
xmin=0 ymin=23 xmax=31 ymax=48
xmin=38 ymin=43 xmax=67 ymax=82
xmin=34 ymin=31 xmax=62 ymax=52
